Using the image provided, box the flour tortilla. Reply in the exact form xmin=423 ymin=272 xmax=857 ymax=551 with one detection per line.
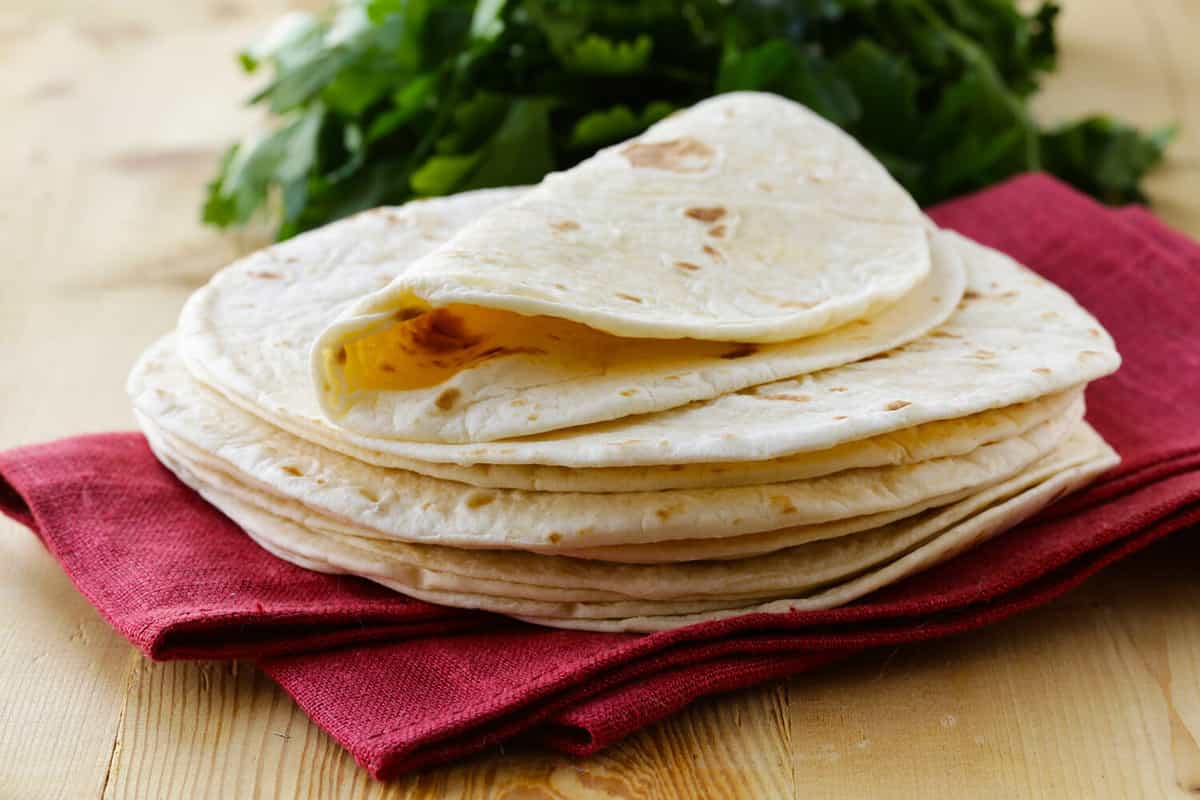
xmin=182 ymin=194 xmax=959 ymax=446
xmin=283 ymin=389 xmax=1080 ymax=492
xmin=518 ymin=434 xmax=1118 ymax=630
xmin=179 ymin=229 xmax=1116 ymax=467
xmin=130 ymin=341 xmax=1079 ymax=550
xmin=142 ymin=417 xmax=1103 ymax=604
xmin=145 ymin=424 xmax=1115 ymax=629
xmin=311 ymin=92 xmax=935 ymax=441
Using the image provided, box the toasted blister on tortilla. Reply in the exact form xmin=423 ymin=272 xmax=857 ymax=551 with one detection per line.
xmin=131 ymin=340 xmax=1082 ymax=550
xmin=307 ymin=92 xmax=938 ymax=442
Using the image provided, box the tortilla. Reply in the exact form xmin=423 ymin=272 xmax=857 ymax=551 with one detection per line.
xmin=130 ymin=340 xmax=1080 ymax=549
xmin=143 ymin=423 xmax=1114 ymax=629
xmin=179 ymin=227 xmax=1115 ymax=467
xmin=141 ymin=417 xmax=1103 ymax=604
xmin=310 ymin=93 xmax=935 ymax=441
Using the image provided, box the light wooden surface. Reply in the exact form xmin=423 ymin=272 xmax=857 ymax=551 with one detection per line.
xmin=1 ymin=1 xmax=1198 ymax=797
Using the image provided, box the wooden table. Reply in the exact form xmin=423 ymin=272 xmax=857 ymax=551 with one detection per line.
xmin=2 ymin=1 xmax=1198 ymax=797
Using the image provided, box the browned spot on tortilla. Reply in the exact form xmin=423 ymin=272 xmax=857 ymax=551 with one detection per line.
xmin=510 ymin=399 xmax=527 ymax=407
xmin=336 ymin=347 xmax=347 ymax=365
xmin=736 ymin=386 xmax=759 ymax=396
xmin=655 ymin=505 xmax=684 ymax=522
xmin=932 ymin=296 xmax=942 ymax=303
xmin=675 ymin=261 xmax=702 ymax=272
xmin=576 ymin=527 xmax=594 ymax=537
xmin=619 ymin=137 xmax=715 ymax=172
xmin=757 ymin=181 xmax=774 ymax=192
xmin=281 ymin=466 xmax=302 ymax=477
xmin=615 ymin=292 xmax=643 ymax=303
xmin=684 ymin=206 xmax=726 ymax=223
xmin=664 ymin=375 xmax=682 ymax=381
xmin=833 ymin=415 xmax=849 ymax=420
xmin=829 ymin=387 xmax=848 ymax=392
xmin=711 ymin=466 xmax=729 ymax=473
xmin=930 ymin=331 xmax=961 ymax=339
xmin=620 ymin=389 xmax=639 ymax=397
xmin=702 ymin=245 xmax=724 ymax=262
xmin=548 ymin=532 xmax=563 ymax=544
xmin=550 ymin=219 xmax=580 ymax=232
xmin=410 ymin=309 xmax=483 ymax=353
xmin=707 ymin=224 xmax=727 ymax=238
xmin=668 ymin=465 xmax=685 ymax=471
xmin=465 ymin=493 xmax=495 ymax=509
xmin=380 ymin=363 xmax=396 ymax=373
xmin=770 ymin=495 xmax=798 ymax=514
xmin=527 ymin=413 xmax=539 ymax=422
xmin=998 ymin=291 xmax=1019 ymax=299
xmin=553 ymin=283 xmax=568 ymax=291
xmin=765 ymin=393 xmax=812 ymax=402
xmin=1089 ymin=328 xmax=1101 ymax=338
xmin=885 ymin=400 xmax=912 ymax=411
xmin=1079 ymin=350 xmax=1104 ymax=359
xmin=248 ymin=269 xmax=282 ymax=279
xmin=853 ymin=320 xmax=872 ymax=327
xmin=358 ymin=488 xmax=380 ymax=503
xmin=720 ymin=344 xmax=758 ymax=360
xmin=962 ymin=289 xmax=981 ymax=300
xmin=860 ymin=352 xmax=891 ymax=362
xmin=972 ymin=349 xmax=997 ymax=360
xmin=435 ymin=388 xmax=461 ymax=410
xmin=780 ymin=299 xmax=817 ymax=309
xmin=394 ymin=307 xmax=424 ymax=322
xmin=1033 ymin=367 xmax=1052 ymax=375
xmin=989 ymin=281 xmax=1000 ymax=289
xmin=1041 ymin=311 xmax=1059 ymax=321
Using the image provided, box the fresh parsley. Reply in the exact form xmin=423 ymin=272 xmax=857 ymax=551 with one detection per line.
xmin=204 ymin=0 xmax=1173 ymax=239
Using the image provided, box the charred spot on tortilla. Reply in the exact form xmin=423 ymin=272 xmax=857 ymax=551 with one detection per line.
xmin=435 ymin=388 xmax=461 ymax=411
xmin=736 ymin=386 xmax=759 ymax=396
xmin=720 ymin=344 xmax=757 ymax=359
xmin=674 ymin=261 xmax=702 ymax=272
xmin=684 ymin=206 xmax=726 ymax=223
xmin=281 ymin=465 xmax=302 ymax=477
xmin=619 ymin=137 xmax=716 ymax=173
xmin=335 ymin=347 xmax=347 ymax=365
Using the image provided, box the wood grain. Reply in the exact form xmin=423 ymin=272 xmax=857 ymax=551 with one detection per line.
xmin=1 ymin=0 xmax=1198 ymax=798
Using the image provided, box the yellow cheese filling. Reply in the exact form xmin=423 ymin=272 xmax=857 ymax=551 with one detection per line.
xmin=334 ymin=303 xmax=753 ymax=393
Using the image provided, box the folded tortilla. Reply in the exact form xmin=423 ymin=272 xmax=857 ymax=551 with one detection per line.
xmin=307 ymin=92 xmax=937 ymax=442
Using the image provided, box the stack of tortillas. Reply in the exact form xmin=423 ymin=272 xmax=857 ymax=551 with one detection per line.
xmin=130 ymin=92 xmax=1121 ymax=632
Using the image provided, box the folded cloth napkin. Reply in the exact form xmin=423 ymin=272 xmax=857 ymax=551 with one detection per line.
xmin=3 ymin=174 xmax=1198 ymax=779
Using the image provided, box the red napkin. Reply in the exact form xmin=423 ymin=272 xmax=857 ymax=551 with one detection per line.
xmin=3 ymin=174 xmax=1199 ymax=779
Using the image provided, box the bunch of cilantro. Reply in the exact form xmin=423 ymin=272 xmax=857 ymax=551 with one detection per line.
xmin=204 ymin=0 xmax=1173 ymax=240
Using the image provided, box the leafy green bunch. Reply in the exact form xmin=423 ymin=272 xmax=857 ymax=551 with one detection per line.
xmin=204 ymin=0 xmax=1172 ymax=240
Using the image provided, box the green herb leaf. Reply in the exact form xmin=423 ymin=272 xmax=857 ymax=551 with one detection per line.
xmin=206 ymin=0 xmax=1172 ymax=239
